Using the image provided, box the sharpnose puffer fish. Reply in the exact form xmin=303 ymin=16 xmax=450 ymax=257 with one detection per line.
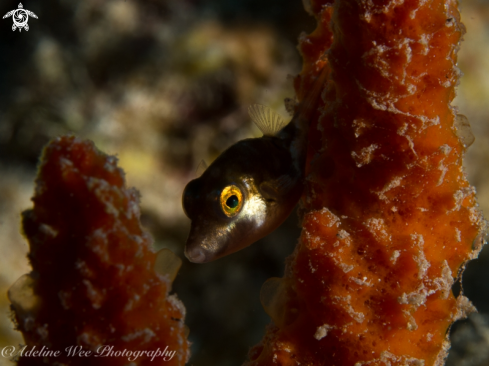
xmin=182 ymin=66 xmax=328 ymax=263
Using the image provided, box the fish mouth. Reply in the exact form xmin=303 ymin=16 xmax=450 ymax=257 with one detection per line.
xmin=184 ymin=221 xmax=227 ymax=263
xmin=184 ymin=246 xmax=207 ymax=263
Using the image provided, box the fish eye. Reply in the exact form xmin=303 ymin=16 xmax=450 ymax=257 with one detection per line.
xmin=226 ymin=195 xmax=239 ymax=208
xmin=220 ymin=185 xmax=243 ymax=217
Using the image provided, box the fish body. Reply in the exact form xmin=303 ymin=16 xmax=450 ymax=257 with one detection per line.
xmin=183 ymin=66 xmax=328 ymax=263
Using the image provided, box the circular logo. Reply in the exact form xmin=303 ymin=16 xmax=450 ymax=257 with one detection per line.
xmin=12 ymin=9 xmax=29 ymax=28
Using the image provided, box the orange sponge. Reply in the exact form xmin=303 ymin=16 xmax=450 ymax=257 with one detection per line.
xmin=247 ymin=0 xmax=485 ymax=364
xmin=9 ymin=136 xmax=189 ymax=366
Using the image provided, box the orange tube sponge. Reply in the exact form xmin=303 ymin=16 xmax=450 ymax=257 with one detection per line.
xmin=9 ymin=136 xmax=189 ymax=365
xmin=247 ymin=0 xmax=485 ymax=365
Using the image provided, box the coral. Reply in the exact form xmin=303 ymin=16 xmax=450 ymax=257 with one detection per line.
xmin=246 ymin=0 xmax=486 ymax=365
xmin=8 ymin=136 xmax=189 ymax=365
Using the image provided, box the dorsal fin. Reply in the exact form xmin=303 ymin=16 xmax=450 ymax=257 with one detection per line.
xmin=248 ymin=104 xmax=288 ymax=136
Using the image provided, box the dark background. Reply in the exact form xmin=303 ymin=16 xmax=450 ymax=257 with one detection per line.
xmin=0 ymin=1 xmax=488 ymax=365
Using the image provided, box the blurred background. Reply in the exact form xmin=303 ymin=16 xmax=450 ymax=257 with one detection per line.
xmin=0 ymin=0 xmax=487 ymax=365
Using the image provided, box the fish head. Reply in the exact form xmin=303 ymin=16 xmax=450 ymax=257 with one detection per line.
xmin=182 ymin=170 xmax=270 ymax=263
xmin=182 ymin=138 xmax=302 ymax=263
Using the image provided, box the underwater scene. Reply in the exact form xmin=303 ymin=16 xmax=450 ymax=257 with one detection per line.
xmin=0 ymin=0 xmax=489 ymax=365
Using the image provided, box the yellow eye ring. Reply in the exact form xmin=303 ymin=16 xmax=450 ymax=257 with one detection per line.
xmin=220 ymin=185 xmax=243 ymax=217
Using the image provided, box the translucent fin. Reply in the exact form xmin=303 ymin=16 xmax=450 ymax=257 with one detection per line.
xmin=8 ymin=273 xmax=42 ymax=319
xmin=302 ymin=0 xmax=313 ymax=15
xmin=275 ymin=174 xmax=294 ymax=191
xmin=260 ymin=277 xmax=298 ymax=328
xmin=248 ymin=104 xmax=288 ymax=136
xmin=259 ymin=175 xmax=295 ymax=201
xmin=454 ymin=114 xmax=475 ymax=149
xmin=154 ymin=248 xmax=182 ymax=284
xmin=195 ymin=160 xmax=208 ymax=177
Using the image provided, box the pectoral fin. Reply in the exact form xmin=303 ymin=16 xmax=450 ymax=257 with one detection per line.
xmin=154 ymin=248 xmax=182 ymax=284
xmin=259 ymin=175 xmax=295 ymax=202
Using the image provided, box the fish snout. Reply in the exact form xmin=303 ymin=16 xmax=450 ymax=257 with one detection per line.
xmin=184 ymin=214 xmax=263 ymax=263
xmin=184 ymin=246 xmax=207 ymax=263
xmin=184 ymin=224 xmax=215 ymax=263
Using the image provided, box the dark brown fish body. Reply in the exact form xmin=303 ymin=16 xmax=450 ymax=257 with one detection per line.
xmin=183 ymin=134 xmax=303 ymax=263
xmin=182 ymin=66 xmax=328 ymax=263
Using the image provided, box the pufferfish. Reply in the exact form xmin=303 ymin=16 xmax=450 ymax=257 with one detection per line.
xmin=182 ymin=66 xmax=328 ymax=263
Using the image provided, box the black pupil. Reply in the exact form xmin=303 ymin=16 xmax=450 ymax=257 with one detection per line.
xmin=226 ymin=195 xmax=239 ymax=209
